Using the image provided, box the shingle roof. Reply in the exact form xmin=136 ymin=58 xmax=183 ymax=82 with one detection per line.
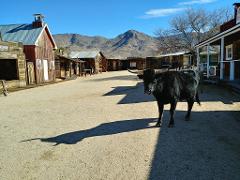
xmin=69 ymin=51 xmax=101 ymax=59
xmin=0 ymin=24 xmax=45 ymax=45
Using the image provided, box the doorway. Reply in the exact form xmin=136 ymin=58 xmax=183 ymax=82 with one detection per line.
xmin=43 ymin=60 xmax=49 ymax=81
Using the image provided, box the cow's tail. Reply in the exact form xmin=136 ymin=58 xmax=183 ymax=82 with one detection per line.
xmin=196 ymin=91 xmax=201 ymax=106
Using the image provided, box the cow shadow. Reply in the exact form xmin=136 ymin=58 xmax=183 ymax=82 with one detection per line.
xmin=22 ymin=118 xmax=157 ymax=146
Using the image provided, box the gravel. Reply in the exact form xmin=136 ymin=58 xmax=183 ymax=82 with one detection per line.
xmin=0 ymin=71 xmax=240 ymax=180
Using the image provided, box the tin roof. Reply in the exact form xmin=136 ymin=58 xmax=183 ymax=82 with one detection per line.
xmin=0 ymin=23 xmax=57 ymax=48
xmin=158 ymin=51 xmax=190 ymax=57
xmin=69 ymin=51 xmax=101 ymax=59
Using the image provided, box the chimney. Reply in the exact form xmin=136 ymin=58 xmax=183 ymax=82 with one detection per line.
xmin=234 ymin=3 xmax=240 ymax=23
xmin=32 ymin=14 xmax=44 ymax=28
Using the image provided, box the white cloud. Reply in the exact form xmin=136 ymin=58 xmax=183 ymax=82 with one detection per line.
xmin=179 ymin=0 xmax=217 ymax=5
xmin=141 ymin=8 xmax=186 ymax=19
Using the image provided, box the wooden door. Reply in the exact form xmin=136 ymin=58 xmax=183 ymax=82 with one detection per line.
xmin=235 ymin=61 xmax=240 ymax=80
xmin=113 ymin=61 xmax=117 ymax=70
xmin=27 ymin=62 xmax=35 ymax=84
xmin=224 ymin=62 xmax=230 ymax=80
xmin=43 ymin=60 xmax=49 ymax=81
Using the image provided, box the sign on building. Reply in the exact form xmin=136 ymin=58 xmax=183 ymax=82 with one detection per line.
xmin=0 ymin=45 xmax=9 ymax=51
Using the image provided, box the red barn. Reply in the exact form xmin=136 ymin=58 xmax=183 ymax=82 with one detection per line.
xmin=0 ymin=14 xmax=57 ymax=84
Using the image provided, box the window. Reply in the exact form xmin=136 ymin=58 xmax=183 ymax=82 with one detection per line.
xmin=130 ymin=62 xmax=137 ymax=68
xmin=226 ymin=45 xmax=233 ymax=60
xmin=237 ymin=7 xmax=240 ymax=24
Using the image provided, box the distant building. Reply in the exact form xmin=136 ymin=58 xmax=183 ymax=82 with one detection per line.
xmin=69 ymin=51 xmax=107 ymax=73
xmin=196 ymin=3 xmax=240 ymax=81
xmin=107 ymin=58 xmax=121 ymax=71
xmin=0 ymin=14 xmax=57 ymax=84
xmin=146 ymin=51 xmax=192 ymax=69
xmin=55 ymin=49 xmax=84 ymax=79
xmin=126 ymin=57 xmax=146 ymax=70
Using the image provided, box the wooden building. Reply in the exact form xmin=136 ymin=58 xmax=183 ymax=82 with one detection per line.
xmin=196 ymin=3 xmax=240 ymax=81
xmin=146 ymin=52 xmax=192 ymax=69
xmin=107 ymin=58 xmax=122 ymax=71
xmin=0 ymin=14 xmax=57 ymax=84
xmin=55 ymin=49 xmax=86 ymax=79
xmin=0 ymin=40 xmax=26 ymax=88
xmin=55 ymin=55 xmax=77 ymax=79
xmin=69 ymin=51 xmax=107 ymax=74
xmin=146 ymin=57 xmax=168 ymax=69
xmin=125 ymin=57 xmax=146 ymax=70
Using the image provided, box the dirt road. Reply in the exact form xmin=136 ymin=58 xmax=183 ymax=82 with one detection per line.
xmin=0 ymin=71 xmax=240 ymax=180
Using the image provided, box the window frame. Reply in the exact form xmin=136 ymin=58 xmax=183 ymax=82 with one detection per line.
xmin=236 ymin=7 xmax=240 ymax=24
xmin=226 ymin=44 xmax=233 ymax=60
xmin=130 ymin=62 xmax=137 ymax=68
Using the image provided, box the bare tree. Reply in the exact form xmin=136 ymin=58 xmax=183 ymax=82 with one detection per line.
xmin=156 ymin=7 xmax=233 ymax=58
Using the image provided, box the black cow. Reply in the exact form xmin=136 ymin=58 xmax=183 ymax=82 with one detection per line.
xmin=142 ymin=69 xmax=200 ymax=127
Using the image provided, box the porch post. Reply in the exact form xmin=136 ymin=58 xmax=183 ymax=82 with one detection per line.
xmin=207 ymin=44 xmax=210 ymax=78
xmin=230 ymin=61 xmax=235 ymax=80
xmin=196 ymin=47 xmax=200 ymax=69
xmin=220 ymin=37 xmax=224 ymax=80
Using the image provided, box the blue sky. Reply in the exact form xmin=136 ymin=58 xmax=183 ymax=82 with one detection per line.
xmin=0 ymin=0 xmax=236 ymax=38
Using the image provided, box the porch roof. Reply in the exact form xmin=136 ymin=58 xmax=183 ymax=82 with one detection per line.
xmin=69 ymin=51 xmax=103 ymax=59
xmin=158 ymin=51 xmax=190 ymax=58
xmin=196 ymin=23 xmax=240 ymax=48
xmin=56 ymin=55 xmax=85 ymax=63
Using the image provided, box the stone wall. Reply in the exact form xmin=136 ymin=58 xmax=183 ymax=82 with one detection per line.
xmin=0 ymin=41 xmax=26 ymax=88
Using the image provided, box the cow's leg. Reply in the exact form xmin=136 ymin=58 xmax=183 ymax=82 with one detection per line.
xmin=168 ymin=102 xmax=177 ymax=128
xmin=185 ymin=100 xmax=194 ymax=121
xmin=156 ymin=101 xmax=164 ymax=127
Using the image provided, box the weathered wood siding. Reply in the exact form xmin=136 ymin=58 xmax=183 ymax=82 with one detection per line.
xmin=35 ymin=29 xmax=55 ymax=83
xmin=23 ymin=28 xmax=55 ymax=84
xmin=128 ymin=58 xmax=146 ymax=70
xmin=107 ymin=59 xmax=120 ymax=71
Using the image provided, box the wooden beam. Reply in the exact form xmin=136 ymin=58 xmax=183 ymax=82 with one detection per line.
xmin=1 ymin=80 xmax=8 ymax=96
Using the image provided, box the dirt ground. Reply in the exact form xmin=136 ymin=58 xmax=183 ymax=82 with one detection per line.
xmin=0 ymin=71 xmax=240 ymax=180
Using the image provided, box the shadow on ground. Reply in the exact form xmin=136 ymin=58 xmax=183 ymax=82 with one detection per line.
xmin=104 ymin=83 xmax=240 ymax=104
xmin=149 ymin=110 xmax=240 ymax=180
xmin=22 ymin=110 xmax=240 ymax=179
xmin=104 ymin=82 xmax=155 ymax=104
xmin=88 ymin=75 xmax=139 ymax=82
xmin=22 ymin=118 xmax=157 ymax=146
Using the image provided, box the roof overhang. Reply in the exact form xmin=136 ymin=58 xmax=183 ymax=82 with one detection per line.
xmin=196 ymin=23 xmax=240 ymax=48
xmin=158 ymin=51 xmax=190 ymax=58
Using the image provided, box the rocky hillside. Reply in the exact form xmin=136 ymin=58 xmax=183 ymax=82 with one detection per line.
xmin=53 ymin=30 xmax=159 ymax=59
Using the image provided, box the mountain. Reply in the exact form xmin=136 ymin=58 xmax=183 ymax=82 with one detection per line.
xmin=53 ymin=30 xmax=159 ymax=59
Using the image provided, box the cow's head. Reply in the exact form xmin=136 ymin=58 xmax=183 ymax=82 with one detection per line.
xmin=142 ymin=69 xmax=156 ymax=94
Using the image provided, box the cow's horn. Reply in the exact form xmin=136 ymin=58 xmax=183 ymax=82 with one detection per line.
xmin=127 ymin=69 xmax=139 ymax=74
